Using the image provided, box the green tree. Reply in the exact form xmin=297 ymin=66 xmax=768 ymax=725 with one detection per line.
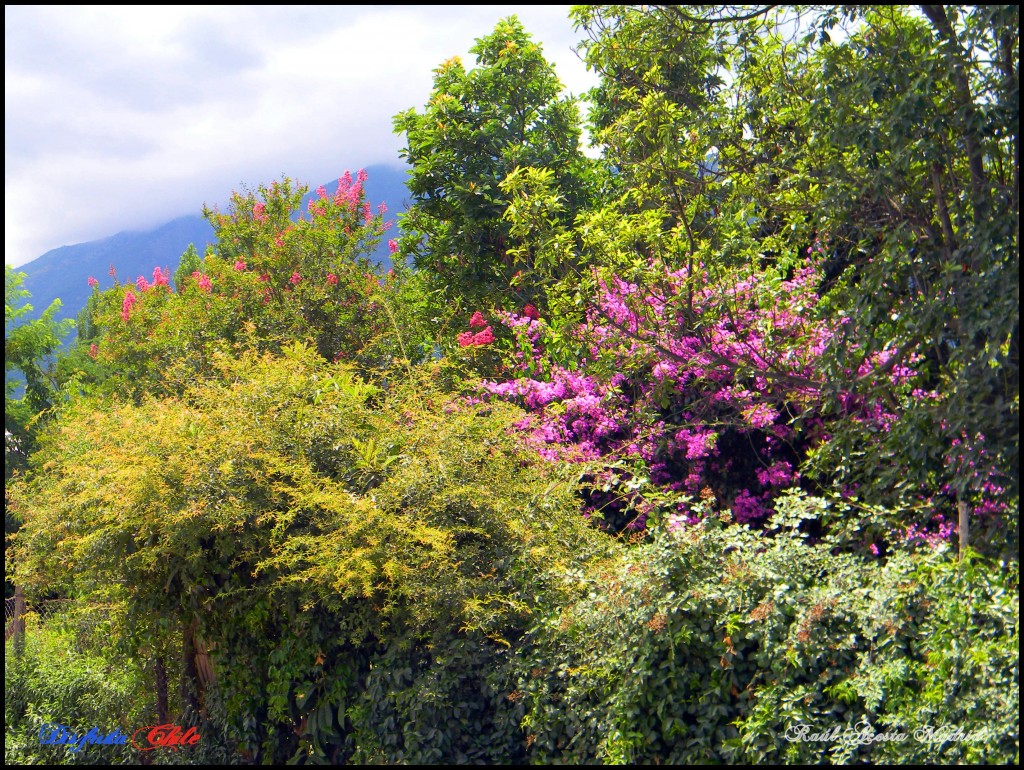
xmin=5 ymin=266 xmax=73 ymax=478
xmin=394 ymin=16 xmax=596 ymax=315
xmin=173 ymin=242 xmax=203 ymax=293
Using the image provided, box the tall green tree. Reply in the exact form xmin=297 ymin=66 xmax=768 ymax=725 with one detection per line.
xmin=394 ymin=16 xmax=596 ymax=314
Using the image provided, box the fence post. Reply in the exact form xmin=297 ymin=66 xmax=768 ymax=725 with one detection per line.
xmin=12 ymin=585 xmax=27 ymax=653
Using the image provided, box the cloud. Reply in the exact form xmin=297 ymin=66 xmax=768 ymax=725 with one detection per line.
xmin=5 ymin=5 xmax=598 ymax=267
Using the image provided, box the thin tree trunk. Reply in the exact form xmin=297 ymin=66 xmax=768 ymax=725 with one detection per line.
xmin=9 ymin=585 xmax=27 ymax=653
xmin=155 ymin=656 xmax=170 ymax=723
xmin=957 ymin=497 xmax=969 ymax=560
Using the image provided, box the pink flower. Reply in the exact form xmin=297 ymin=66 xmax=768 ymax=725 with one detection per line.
xmin=326 ymin=273 xmax=338 ymax=286
xmin=136 ymin=275 xmax=150 ymax=292
xmin=316 ymin=185 xmax=327 ymax=199
xmin=731 ymin=489 xmax=766 ymax=523
xmin=192 ymin=271 xmax=212 ymax=292
xmin=121 ymin=290 xmax=137 ymax=321
xmin=471 ymin=326 xmax=495 ymax=346
xmin=88 ymin=343 xmax=98 ymax=358
xmin=87 ymin=276 xmax=99 ymax=288
xmin=523 ymin=304 xmax=540 ymax=320
xmin=290 ymin=272 xmax=302 ymax=285
xmin=388 ymin=239 xmax=399 ymax=254
xmin=253 ymin=202 xmax=268 ymax=223
xmin=469 ymin=311 xmax=487 ymax=329
xmin=259 ymin=272 xmax=270 ymax=283
xmin=152 ymin=267 xmax=169 ymax=287
xmin=457 ymin=331 xmax=475 ymax=347
xmin=234 ymin=260 xmax=246 ymax=271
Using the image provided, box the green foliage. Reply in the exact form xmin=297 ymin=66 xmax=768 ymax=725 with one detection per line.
xmin=9 ymin=346 xmax=601 ymax=763
xmin=5 ymin=265 xmax=74 ymax=476
xmin=515 ymin=494 xmax=1019 ymax=764
xmin=395 ymin=16 xmax=596 ymax=314
xmin=4 ymin=613 xmax=150 ymax=765
xmin=7 ymin=6 xmax=1018 ymax=765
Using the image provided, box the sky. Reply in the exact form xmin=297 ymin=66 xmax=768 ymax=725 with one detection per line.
xmin=5 ymin=5 xmax=599 ymax=268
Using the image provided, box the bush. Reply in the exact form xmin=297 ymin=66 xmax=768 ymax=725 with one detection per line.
xmin=4 ymin=610 xmax=150 ymax=765
xmin=514 ymin=492 xmax=1019 ymax=764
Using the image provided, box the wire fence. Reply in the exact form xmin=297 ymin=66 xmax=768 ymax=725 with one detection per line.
xmin=6 ymin=592 xmax=113 ymax=653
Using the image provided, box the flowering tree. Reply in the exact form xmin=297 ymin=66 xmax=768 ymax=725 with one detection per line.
xmin=463 ymin=5 xmax=1018 ymax=557
xmin=83 ymin=172 xmax=430 ymax=401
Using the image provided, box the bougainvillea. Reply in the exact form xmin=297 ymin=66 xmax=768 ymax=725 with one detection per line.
xmin=480 ymin=252 xmax=1009 ymax=546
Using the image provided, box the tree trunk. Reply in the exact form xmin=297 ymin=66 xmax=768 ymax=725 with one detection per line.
xmin=957 ymin=497 xmax=969 ymax=560
xmin=155 ymin=655 xmax=170 ymax=723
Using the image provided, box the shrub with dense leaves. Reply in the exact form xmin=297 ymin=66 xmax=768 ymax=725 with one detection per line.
xmin=513 ymin=493 xmax=1019 ymax=764
xmin=4 ymin=611 xmax=150 ymax=766
xmin=8 ymin=345 xmax=602 ymax=763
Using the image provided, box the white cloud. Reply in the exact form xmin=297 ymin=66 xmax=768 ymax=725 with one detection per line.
xmin=5 ymin=5 xmax=598 ymax=267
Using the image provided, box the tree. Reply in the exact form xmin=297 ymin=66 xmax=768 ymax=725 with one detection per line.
xmin=5 ymin=266 xmax=73 ymax=597
xmin=394 ymin=16 xmax=596 ymax=315
xmin=470 ymin=5 xmax=1017 ymax=554
xmin=79 ymin=173 xmax=430 ymax=401
xmin=5 ymin=266 xmax=73 ymax=478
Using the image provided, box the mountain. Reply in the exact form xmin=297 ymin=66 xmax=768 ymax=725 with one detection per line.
xmin=16 ymin=164 xmax=411 ymax=332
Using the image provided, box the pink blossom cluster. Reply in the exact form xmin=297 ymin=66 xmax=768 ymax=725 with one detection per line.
xmin=478 ymin=256 xmax=930 ymax=534
xmin=130 ymin=266 xmax=171 ymax=295
xmin=121 ymin=290 xmax=137 ymax=321
xmin=458 ymin=311 xmax=495 ymax=347
xmin=192 ymin=271 xmax=212 ymax=292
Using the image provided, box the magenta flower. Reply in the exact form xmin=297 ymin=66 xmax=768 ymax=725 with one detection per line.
xmin=523 ymin=304 xmax=540 ymax=320
xmin=234 ymin=260 xmax=246 ymax=271
xmin=136 ymin=275 xmax=150 ymax=292
xmin=192 ymin=271 xmax=212 ymax=292
xmin=388 ymin=239 xmax=399 ymax=254
xmin=326 ymin=273 xmax=338 ymax=286
xmin=472 ymin=326 xmax=495 ymax=346
xmin=290 ymin=272 xmax=302 ymax=285
xmin=152 ymin=266 xmax=169 ymax=287
xmin=469 ymin=311 xmax=487 ymax=329
xmin=87 ymin=276 xmax=99 ymax=288
xmin=121 ymin=290 xmax=137 ymax=321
